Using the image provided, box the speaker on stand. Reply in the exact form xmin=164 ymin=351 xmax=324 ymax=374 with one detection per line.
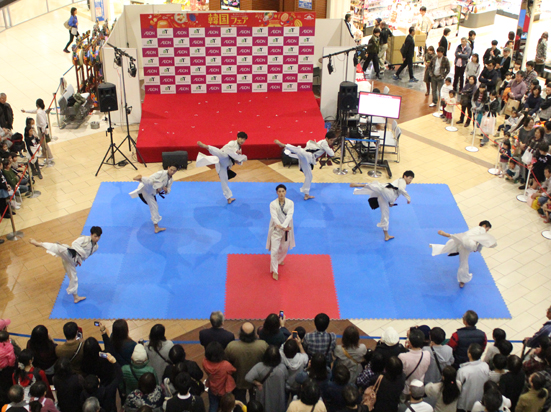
xmin=95 ymin=82 xmax=137 ymax=176
xmin=334 ymin=81 xmax=358 ymax=175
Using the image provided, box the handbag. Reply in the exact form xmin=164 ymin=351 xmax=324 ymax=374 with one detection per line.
xmin=64 ymin=19 xmax=71 ymax=30
xmin=480 ymin=114 xmax=496 ymax=135
xmin=362 ymin=374 xmax=383 ymax=411
xmin=521 ymin=150 xmax=533 ymax=165
xmin=504 ymin=99 xmax=519 ymax=116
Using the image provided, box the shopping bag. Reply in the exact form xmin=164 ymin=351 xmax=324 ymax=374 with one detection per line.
xmin=480 ymin=114 xmax=496 ymax=136
xmin=504 ymin=99 xmax=519 ymax=116
xmin=521 ymin=150 xmax=533 ymax=165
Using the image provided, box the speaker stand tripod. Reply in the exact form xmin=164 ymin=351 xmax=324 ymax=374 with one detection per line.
xmin=95 ymin=112 xmax=137 ymax=176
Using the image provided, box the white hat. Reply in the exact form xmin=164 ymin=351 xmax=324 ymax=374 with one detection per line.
xmin=410 ymin=379 xmax=425 ymax=398
xmin=131 ymin=344 xmax=148 ymax=364
xmin=381 ymin=327 xmax=399 ymax=346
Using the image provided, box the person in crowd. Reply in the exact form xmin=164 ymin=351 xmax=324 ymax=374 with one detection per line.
xmin=334 ymin=325 xmax=367 ymax=384
xmin=470 ymin=380 xmax=511 ymax=412
xmin=202 ymin=341 xmax=236 ymax=412
xmin=108 ymin=319 xmax=136 ymax=366
xmin=539 ymin=84 xmax=551 ymax=123
xmin=453 ymin=38 xmax=472 ymax=91
xmin=303 ymin=313 xmax=337 ymax=366
xmin=516 ymin=372 xmax=548 ymax=412
xmin=30 ymin=226 xmax=102 ymax=304
xmin=425 ymin=366 xmax=461 ymax=412
xmin=287 ymin=379 xmax=326 ymax=412
xmin=81 ymin=398 xmax=100 ymax=412
xmin=24 ymin=120 xmax=42 ymax=180
xmin=483 ymin=41 xmax=501 ymax=66
xmin=499 ymin=71 xmax=513 ymax=104
xmin=496 ymin=108 xmax=520 ymax=137
xmin=479 ymin=61 xmax=499 ymax=91
xmin=25 ymin=326 xmax=57 ymax=380
xmin=456 ymin=343 xmax=490 ymax=412
xmin=496 ymin=48 xmax=512 ymax=83
xmin=80 ymin=334 xmax=117 ymax=387
xmin=524 ymin=87 xmax=543 ymax=116
xmin=529 ymin=143 xmax=551 ymax=189
xmin=11 ymin=349 xmax=52 ymax=401
xmin=356 ymin=349 xmax=384 ymax=391
xmin=0 ymin=94 xmax=14 ymax=131
xmin=480 ymin=90 xmax=499 ymax=146
xmin=366 ymin=356 xmax=404 ymax=412
xmin=399 ymin=379 xmax=433 ymax=412
xmin=63 ymin=7 xmax=78 ymax=53
xmin=457 ymin=76 xmax=477 ymax=127
xmin=362 ymin=27 xmax=381 ymax=79
xmin=393 ymin=27 xmax=418 ymax=83
xmin=199 ymin=311 xmax=235 ymax=351
xmin=29 ymin=381 xmax=59 ymax=412
xmin=439 ymin=28 xmax=451 ymax=57
xmin=439 ymin=77 xmax=454 ymax=116
xmin=161 ymin=344 xmax=204 ymax=395
xmin=2 ymin=160 xmax=28 ymax=198
xmin=443 ymin=90 xmax=456 ymax=124
xmin=245 ymin=345 xmax=288 ymax=412
xmin=416 ymin=7 xmax=433 ymax=57
xmin=505 ymin=158 xmax=521 ymax=182
xmin=0 ymin=160 xmax=13 ymax=221
xmin=423 ymin=46 xmax=436 ymax=97
xmin=297 ymin=353 xmax=331 ymax=389
xmin=489 ymin=354 xmax=508 ymax=384
xmin=524 ymin=61 xmax=538 ymax=88
xmin=129 ymin=166 xmax=179 ymax=234
xmin=424 ymin=327 xmax=454 ymax=385
xmin=471 ymin=82 xmax=489 ymax=132
xmin=279 ymin=334 xmax=308 ymax=397
xmin=80 ymin=366 xmax=122 ymax=412
xmin=379 ymin=22 xmax=393 ymax=72
xmin=508 ymin=71 xmax=528 ymax=102
xmin=0 ymin=330 xmax=16 ymax=371
xmin=219 ymin=393 xmax=246 ymax=412
xmin=428 ymin=47 xmax=451 ymax=107
xmin=532 ymin=166 xmax=551 ymax=219
xmin=123 ymin=373 xmax=163 ymax=412
xmin=499 ymin=356 xmax=526 ymax=411
xmin=225 ymin=322 xmax=268 ymax=404
xmin=524 ymin=336 xmax=550 ymax=377
xmin=466 ymin=54 xmax=481 ymax=82
xmin=258 ymin=313 xmax=290 ymax=347
xmin=322 ymin=364 xmax=349 ymax=412
xmin=21 ymin=99 xmax=53 ymax=166
xmin=497 ymin=140 xmax=512 ymax=177
xmin=266 ymin=184 xmax=294 ymax=281
xmin=535 ymin=33 xmax=548 ymax=76
xmin=374 ymin=327 xmax=407 ymax=365
xmin=145 ymin=324 xmax=173 ymax=380
xmin=3 ymin=385 xmax=28 ymax=412
xmin=52 ymin=357 xmax=84 ymax=412
xmin=398 ymin=328 xmax=430 ymax=395
xmin=165 ymin=372 xmax=206 ymax=412
xmin=448 ymin=310 xmax=488 ymax=368
xmin=121 ymin=344 xmax=157 ymax=398
xmin=468 ymin=30 xmax=477 ymax=51
xmin=54 ymin=322 xmax=83 ymax=375
xmin=344 ymin=14 xmax=354 ymax=39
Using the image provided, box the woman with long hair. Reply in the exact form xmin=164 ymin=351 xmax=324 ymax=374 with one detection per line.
xmin=425 ymin=366 xmax=461 ymax=412
xmin=516 ymin=372 xmax=548 ymax=412
xmin=110 ymin=319 xmax=136 ymax=366
xmin=52 ymin=357 xmax=84 ymax=412
xmin=535 ymin=33 xmax=548 ymax=76
xmin=21 ymin=99 xmax=53 ymax=165
xmin=146 ymin=324 xmax=174 ymax=380
xmin=499 ymin=355 xmax=526 ymax=411
xmin=371 ymin=356 xmax=405 ymax=412
xmin=25 ymin=326 xmax=56 ymax=380
xmin=12 ymin=349 xmax=53 ymax=400
xmin=457 ymin=76 xmax=477 ymax=127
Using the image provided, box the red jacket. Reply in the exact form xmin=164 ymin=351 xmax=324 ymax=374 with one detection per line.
xmin=202 ymin=359 xmax=236 ymax=396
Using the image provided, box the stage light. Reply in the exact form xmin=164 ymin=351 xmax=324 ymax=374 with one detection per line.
xmin=128 ymin=59 xmax=137 ymax=78
xmin=114 ymin=51 xmax=122 ymax=67
xmin=327 ymin=57 xmax=334 ymax=75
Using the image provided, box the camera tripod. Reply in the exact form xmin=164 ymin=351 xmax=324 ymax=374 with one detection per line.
xmin=95 ymin=111 xmax=137 ymax=176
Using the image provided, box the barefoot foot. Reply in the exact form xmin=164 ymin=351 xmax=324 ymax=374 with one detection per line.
xmin=227 ymin=198 xmax=236 ymax=204
xmin=304 ymin=194 xmax=315 ymax=200
xmin=74 ymin=295 xmax=86 ymax=303
xmin=279 ymin=261 xmax=285 ymax=266
xmin=459 ymin=282 xmax=465 ymax=288
xmin=155 ymin=226 xmax=166 ymax=233
xmin=438 ymin=230 xmax=446 ymax=236
xmin=274 ymin=139 xmax=285 ymax=148
xmin=30 ymin=239 xmax=41 ymax=247
xmin=385 ymin=235 xmax=395 ymax=241
xmin=272 ymin=272 xmax=278 ymax=280
xmin=197 ymin=141 xmax=208 ymax=149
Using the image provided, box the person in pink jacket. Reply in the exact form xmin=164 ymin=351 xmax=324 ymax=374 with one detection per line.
xmin=202 ymin=342 xmax=236 ymax=412
xmin=0 ymin=331 xmax=16 ymax=369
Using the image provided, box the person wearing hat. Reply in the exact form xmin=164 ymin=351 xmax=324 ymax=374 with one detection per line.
xmin=398 ymin=379 xmax=434 ymax=412
xmin=374 ymin=327 xmax=407 ymax=364
xmin=120 ymin=344 xmax=158 ymax=397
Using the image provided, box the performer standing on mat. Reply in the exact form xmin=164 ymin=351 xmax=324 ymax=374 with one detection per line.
xmin=350 ymin=170 xmax=415 ymax=241
xmin=267 ymin=184 xmax=295 ymax=281
xmin=430 ymin=220 xmax=496 ymax=288
xmin=197 ymin=132 xmax=248 ymax=204
xmin=274 ymin=131 xmax=337 ymax=200
xmin=29 ymin=226 xmax=102 ymax=303
xmin=129 ymin=165 xmax=178 ymax=234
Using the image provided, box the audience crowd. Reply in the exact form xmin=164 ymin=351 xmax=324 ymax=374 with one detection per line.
xmin=1 ymin=308 xmax=551 ymax=412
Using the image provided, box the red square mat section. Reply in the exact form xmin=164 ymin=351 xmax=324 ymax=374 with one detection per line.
xmin=225 ymin=254 xmax=340 ymax=319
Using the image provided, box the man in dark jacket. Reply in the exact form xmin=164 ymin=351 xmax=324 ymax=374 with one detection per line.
xmin=479 ymin=61 xmax=499 ymax=90
xmin=428 ymin=46 xmax=451 ymax=106
xmin=378 ymin=21 xmax=393 ymax=71
xmin=393 ymin=26 xmax=418 ymax=82
xmin=199 ymin=310 xmax=235 ymax=351
xmin=0 ymin=94 xmax=14 ymax=130
xmin=483 ymin=40 xmax=501 ymax=66
xmin=447 ymin=310 xmax=487 ymax=368
xmin=362 ymin=28 xmax=381 ymax=79
xmin=453 ymin=38 xmax=472 ymax=91
xmin=497 ymin=47 xmax=511 ymax=80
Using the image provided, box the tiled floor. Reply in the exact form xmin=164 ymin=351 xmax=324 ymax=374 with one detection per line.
xmin=0 ymin=7 xmax=550 ymax=356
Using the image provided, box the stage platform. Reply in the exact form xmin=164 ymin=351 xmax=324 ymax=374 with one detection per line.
xmin=49 ymin=182 xmax=510 ymax=321
xmin=136 ymin=92 xmax=327 ymax=163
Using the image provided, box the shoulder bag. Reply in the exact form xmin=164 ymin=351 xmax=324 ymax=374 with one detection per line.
xmin=362 ymin=374 xmax=383 ymax=411
xmin=405 ymin=352 xmax=424 ymax=381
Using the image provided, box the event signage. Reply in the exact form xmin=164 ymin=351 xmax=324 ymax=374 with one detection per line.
xmin=141 ymin=12 xmax=315 ymax=94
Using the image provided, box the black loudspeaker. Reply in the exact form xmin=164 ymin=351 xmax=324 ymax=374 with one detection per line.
xmin=338 ymin=81 xmax=358 ymax=113
xmin=162 ymin=151 xmax=188 ymax=170
xmin=98 ymin=82 xmax=118 ymax=112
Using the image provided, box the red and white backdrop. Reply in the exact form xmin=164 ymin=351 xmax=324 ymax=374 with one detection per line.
xmin=140 ymin=12 xmax=316 ymax=94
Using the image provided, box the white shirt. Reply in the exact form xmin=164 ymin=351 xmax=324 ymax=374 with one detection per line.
xmin=435 ymin=57 xmax=442 ymax=76
xmin=25 ymin=108 xmax=48 ymax=133
xmin=417 ymin=14 xmax=433 ymax=33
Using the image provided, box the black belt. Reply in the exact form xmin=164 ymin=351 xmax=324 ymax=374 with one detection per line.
xmin=139 ymin=193 xmax=157 ymax=205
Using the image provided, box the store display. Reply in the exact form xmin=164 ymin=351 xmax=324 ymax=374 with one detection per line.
xmin=167 ymin=0 xmax=210 ymax=11
xmin=496 ymin=0 xmax=521 ymax=18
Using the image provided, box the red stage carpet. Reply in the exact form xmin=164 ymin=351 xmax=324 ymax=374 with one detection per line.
xmin=137 ymin=92 xmax=327 ymax=163
xmin=224 ymin=254 xmax=340 ymax=319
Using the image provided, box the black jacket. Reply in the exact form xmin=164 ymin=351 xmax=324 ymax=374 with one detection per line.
xmin=0 ymin=102 xmax=13 ymax=129
xmin=498 ymin=56 xmax=511 ymax=78
xmin=400 ymin=35 xmax=415 ymax=59
xmin=483 ymin=47 xmax=501 ymax=66
xmin=199 ymin=327 xmax=235 ymax=350
xmin=479 ymin=68 xmax=498 ymax=89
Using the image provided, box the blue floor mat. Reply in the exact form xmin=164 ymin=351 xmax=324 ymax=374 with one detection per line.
xmin=49 ymin=182 xmax=510 ymax=320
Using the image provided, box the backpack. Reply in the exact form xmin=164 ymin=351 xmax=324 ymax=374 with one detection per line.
xmin=362 ymin=374 xmax=383 ymax=411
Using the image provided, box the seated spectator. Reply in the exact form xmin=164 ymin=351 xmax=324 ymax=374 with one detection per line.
xmin=471 ymin=381 xmax=512 ymax=412
xmin=523 ymin=87 xmax=543 ymax=117
xmin=530 ymin=144 xmax=551 ymax=190
xmin=52 ymin=358 xmax=84 ymax=412
xmin=374 ymin=327 xmax=407 ymax=365
xmin=372 ymin=356 xmax=405 ymax=412
xmin=121 ymin=344 xmax=157 ymax=397
xmin=424 ymin=327 xmax=454 ymax=385
xmin=123 ymin=373 xmax=163 ymax=412
xmin=29 ymin=381 xmax=58 ymax=412
xmin=279 ymin=335 xmax=308 ymax=396
xmin=54 ymin=322 xmax=83 ymax=375
xmin=457 ymin=343 xmax=490 ymax=412
xmin=109 ymin=320 xmax=136 ymax=367
xmin=2 ymin=160 xmax=28 ymax=197
xmin=2 ymin=385 xmax=28 ymax=412
xmin=145 ymin=324 xmax=174 ymax=380
xmin=26 ymin=326 xmax=57 ymax=380
xmin=425 ymin=366 xmax=461 ymax=412
xmin=448 ymin=310 xmax=487 ymax=368
xmin=334 ymin=326 xmax=367 ymax=384
xmin=287 ymin=379 xmax=327 ymax=412
xmin=357 ymin=351 xmax=385 ymax=391
xmin=245 ymin=345 xmax=288 ymax=412
xmin=398 ymin=379 xmax=433 ymax=412
xmin=532 ymin=166 xmax=551 ymax=218
xmin=523 ymin=336 xmax=550 ymax=377
xmin=12 ymin=350 xmax=52 ymax=401
xmin=499 ymin=356 xmax=526 ymax=411
xmin=0 ymin=161 xmax=13 ymax=220
xmin=515 ymin=373 xmax=548 ymax=412
xmin=489 ymin=355 xmax=508 ymax=384
xmin=165 ymin=372 xmax=206 ymax=412
xmin=202 ymin=342 xmax=236 ymax=412
xmin=199 ymin=311 xmax=235 ymax=351
xmin=304 ymin=313 xmax=337 ymax=366
xmin=162 ymin=345 xmax=203 ymax=396
xmin=484 ymin=329 xmax=508 ymax=366
xmin=258 ymin=314 xmax=290 ymax=347
xmin=0 ymin=331 xmax=16 ymax=370
xmin=322 ymin=364 xmax=350 ymax=412
xmin=496 ymin=109 xmax=520 ymax=138
xmin=505 ymin=159 xmax=521 ymax=182
xmin=398 ymin=329 xmax=430 ymax=394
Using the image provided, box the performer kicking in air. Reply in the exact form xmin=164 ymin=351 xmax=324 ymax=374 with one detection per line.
xmin=267 ymin=184 xmax=295 ymax=281
xmin=430 ymin=220 xmax=496 ymax=288
xmin=129 ymin=165 xmax=178 ymax=233
xmin=196 ymin=132 xmax=248 ymax=204
xmin=274 ymin=131 xmax=336 ymax=200
xmin=29 ymin=226 xmax=102 ymax=303
xmin=351 ymin=170 xmax=415 ymax=241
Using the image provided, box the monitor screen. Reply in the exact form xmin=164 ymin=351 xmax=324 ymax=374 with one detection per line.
xmin=221 ymin=0 xmax=240 ymax=10
xmin=358 ymin=92 xmax=402 ymax=119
